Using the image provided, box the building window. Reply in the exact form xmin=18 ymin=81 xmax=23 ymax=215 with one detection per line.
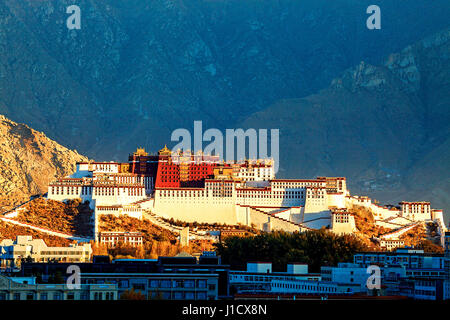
xmin=185 ymin=292 xmax=195 ymax=300
xmin=196 ymin=292 xmax=207 ymax=300
xmin=13 ymin=293 xmax=20 ymax=300
xmin=173 ymin=292 xmax=184 ymax=300
xmin=162 ymin=292 xmax=171 ymax=300
xmin=119 ymin=280 xmax=129 ymax=288
xmin=105 ymin=292 xmax=114 ymax=300
xmin=26 ymin=292 xmax=34 ymax=300
xmin=67 ymin=292 xmax=75 ymax=300
xmin=94 ymin=292 xmax=103 ymax=300
xmin=149 ymin=280 xmax=159 ymax=288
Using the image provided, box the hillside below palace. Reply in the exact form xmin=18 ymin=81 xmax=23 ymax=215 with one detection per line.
xmin=47 ymin=147 xmax=447 ymax=244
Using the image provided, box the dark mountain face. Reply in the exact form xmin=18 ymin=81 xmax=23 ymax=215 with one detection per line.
xmin=240 ymin=29 xmax=450 ymax=218
xmin=1 ymin=0 xmax=449 ymax=160
xmin=0 ymin=1 xmax=448 ymax=216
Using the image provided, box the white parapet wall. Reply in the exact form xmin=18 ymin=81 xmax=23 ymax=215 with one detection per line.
xmin=431 ymin=210 xmax=447 ymax=247
xmin=345 ymin=196 xmax=400 ymax=220
xmin=379 ymin=222 xmax=421 ymax=240
xmin=374 ymin=216 xmax=415 ymax=229
xmin=247 ymin=207 xmax=305 ymax=232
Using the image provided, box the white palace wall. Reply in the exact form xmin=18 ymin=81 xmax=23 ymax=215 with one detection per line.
xmin=152 ymin=182 xmax=310 ymax=226
xmin=153 ymin=189 xmax=238 ymax=224
xmin=48 ymin=185 xmax=147 ymax=208
xmin=327 ymin=193 xmax=346 ymax=208
xmin=301 ymin=213 xmax=331 ymax=229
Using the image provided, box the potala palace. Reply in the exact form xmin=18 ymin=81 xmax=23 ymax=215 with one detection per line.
xmin=47 ymin=147 xmax=448 ymax=246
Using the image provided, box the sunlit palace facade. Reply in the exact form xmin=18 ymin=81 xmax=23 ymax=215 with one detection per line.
xmin=47 ymin=146 xmax=446 ymax=241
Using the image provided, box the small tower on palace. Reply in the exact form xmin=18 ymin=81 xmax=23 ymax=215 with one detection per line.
xmin=330 ymin=207 xmax=356 ymax=235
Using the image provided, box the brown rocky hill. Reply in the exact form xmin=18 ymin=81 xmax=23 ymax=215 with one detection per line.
xmin=0 ymin=219 xmax=73 ymax=247
xmin=349 ymin=205 xmax=443 ymax=252
xmin=13 ymin=198 xmax=93 ymax=237
xmin=0 ymin=115 xmax=88 ymax=212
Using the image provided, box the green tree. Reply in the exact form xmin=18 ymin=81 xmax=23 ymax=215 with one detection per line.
xmin=214 ymin=230 xmax=370 ymax=272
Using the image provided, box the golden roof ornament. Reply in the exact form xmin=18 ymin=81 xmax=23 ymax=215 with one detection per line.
xmin=158 ymin=144 xmax=171 ymax=155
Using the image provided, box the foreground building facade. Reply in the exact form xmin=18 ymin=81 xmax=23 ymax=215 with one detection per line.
xmin=0 ymin=275 xmax=117 ymax=301
xmin=229 ymin=247 xmax=450 ymax=300
xmin=0 ymin=236 xmax=92 ymax=271
xmin=20 ymin=253 xmax=230 ymax=300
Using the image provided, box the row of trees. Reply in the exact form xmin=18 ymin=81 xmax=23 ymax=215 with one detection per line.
xmin=91 ymin=238 xmax=214 ymax=260
xmin=214 ymin=229 xmax=371 ymax=273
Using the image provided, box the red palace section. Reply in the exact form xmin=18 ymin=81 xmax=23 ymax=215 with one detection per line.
xmin=127 ymin=146 xmax=221 ymax=190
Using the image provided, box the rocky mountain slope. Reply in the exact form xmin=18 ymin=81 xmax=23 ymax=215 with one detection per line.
xmin=240 ymin=28 xmax=450 ymax=218
xmin=0 ymin=115 xmax=87 ymax=212
xmin=0 ymin=0 xmax=449 ymax=160
xmin=0 ymin=219 xmax=73 ymax=247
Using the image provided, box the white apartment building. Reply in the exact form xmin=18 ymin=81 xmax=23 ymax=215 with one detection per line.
xmin=443 ymin=232 xmax=450 ymax=300
xmin=0 ymin=275 xmax=117 ymax=300
xmin=353 ymin=248 xmax=445 ymax=269
xmin=321 ymin=263 xmax=372 ymax=294
xmin=269 ymin=278 xmax=345 ymax=295
xmin=230 ymin=262 xmax=321 ymax=294
xmin=0 ymin=236 xmax=92 ymax=270
xmin=230 ymin=262 xmax=353 ymax=296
